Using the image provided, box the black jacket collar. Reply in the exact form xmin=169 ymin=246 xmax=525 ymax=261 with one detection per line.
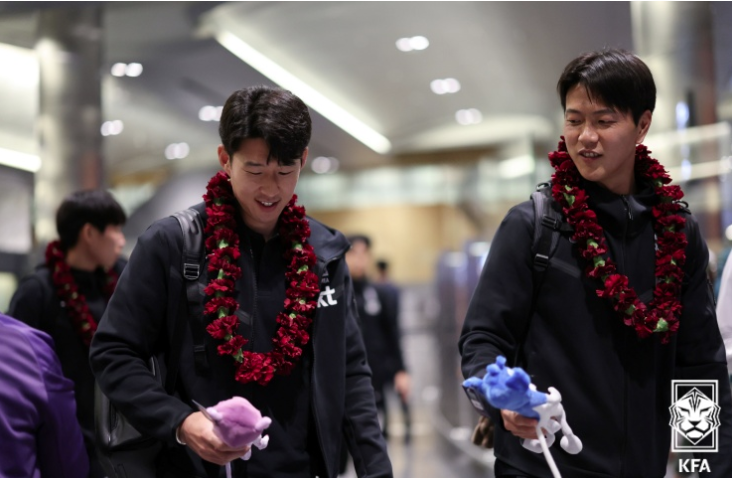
xmin=583 ymin=177 xmax=657 ymax=238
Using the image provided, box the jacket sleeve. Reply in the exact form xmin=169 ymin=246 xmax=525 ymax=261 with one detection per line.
xmin=457 ymin=203 xmax=535 ymax=422
xmin=34 ymin=331 xmax=90 ymax=478
xmin=674 ymin=215 xmax=732 ymax=477
xmin=89 ymin=219 xmax=193 ymax=444
xmin=716 ymin=257 xmax=732 ymax=373
xmin=342 ymin=274 xmax=393 ymax=478
xmin=8 ymin=274 xmax=49 ymax=329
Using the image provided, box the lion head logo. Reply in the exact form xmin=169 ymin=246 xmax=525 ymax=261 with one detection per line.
xmin=669 ymin=387 xmax=721 ymax=445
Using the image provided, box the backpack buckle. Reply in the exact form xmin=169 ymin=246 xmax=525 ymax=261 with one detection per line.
xmin=541 ymin=215 xmax=560 ymax=230
xmin=183 ymin=263 xmax=200 ymax=281
xmin=534 ymin=253 xmax=550 ymax=271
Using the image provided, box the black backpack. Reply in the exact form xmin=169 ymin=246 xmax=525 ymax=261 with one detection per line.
xmin=95 ymin=208 xmax=205 ymax=478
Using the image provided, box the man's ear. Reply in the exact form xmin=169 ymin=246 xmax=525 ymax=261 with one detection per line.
xmin=218 ymin=145 xmax=231 ymax=174
xmin=77 ymin=223 xmax=95 ymax=246
xmin=300 ymin=147 xmax=308 ymax=170
xmin=635 ymin=110 xmax=652 ymax=144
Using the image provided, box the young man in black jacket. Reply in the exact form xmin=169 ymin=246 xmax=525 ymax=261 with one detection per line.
xmin=459 ymin=49 xmax=732 ymax=477
xmin=89 ymin=85 xmax=391 ymax=478
xmin=9 ymin=189 xmax=126 ymax=478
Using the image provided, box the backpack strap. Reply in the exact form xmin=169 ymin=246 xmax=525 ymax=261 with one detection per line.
xmin=171 ymin=209 xmax=209 ymax=376
xmin=514 ymin=182 xmax=568 ymax=365
xmin=531 ymin=182 xmax=565 ymax=285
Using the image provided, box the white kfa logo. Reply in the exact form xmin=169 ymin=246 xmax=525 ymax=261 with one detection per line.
xmin=317 ymin=285 xmax=338 ymax=308
xmin=678 ymin=458 xmax=711 ymax=473
xmin=669 ymin=380 xmax=720 ymax=453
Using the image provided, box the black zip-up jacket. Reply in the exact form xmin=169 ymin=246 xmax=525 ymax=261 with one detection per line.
xmin=90 ymin=203 xmax=392 ymax=478
xmin=459 ymin=180 xmax=732 ymax=478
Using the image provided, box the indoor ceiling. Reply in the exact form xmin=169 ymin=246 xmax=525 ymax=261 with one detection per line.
xmin=3 ymin=2 xmax=730 ymax=183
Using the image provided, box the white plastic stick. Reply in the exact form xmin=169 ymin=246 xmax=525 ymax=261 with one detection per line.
xmin=536 ymin=424 xmax=561 ymax=478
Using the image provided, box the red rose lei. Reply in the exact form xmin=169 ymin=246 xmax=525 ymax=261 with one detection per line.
xmin=46 ymin=241 xmax=118 ymax=346
xmin=203 ymin=171 xmax=320 ymax=385
xmin=549 ymin=137 xmax=687 ymax=343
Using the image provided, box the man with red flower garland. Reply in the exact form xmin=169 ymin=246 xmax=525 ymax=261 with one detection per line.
xmin=9 ymin=189 xmax=127 ymax=478
xmin=459 ymin=49 xmax=732 ymax=477
xmin=90 ymin=85 xmax=391 ymax=477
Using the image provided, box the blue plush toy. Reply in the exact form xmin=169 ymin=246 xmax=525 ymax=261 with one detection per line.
xmin=463 ymin=356 xmax=582 ymax=478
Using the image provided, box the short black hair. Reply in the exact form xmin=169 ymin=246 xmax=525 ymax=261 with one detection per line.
xmin=219 ymin=85 xmax=312 ymax=165
xmin=56 ymin=190 xmax=126 ymax=251
xmin=347 ymin=234 xmax=372 ymax=250
xmin=557 ymin=49 xmax=656 ymax=124
xmin=376 ymin=260 xmax=389 ymax=272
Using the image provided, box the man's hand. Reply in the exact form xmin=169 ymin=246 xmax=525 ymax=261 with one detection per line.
xmin=179 ymin=412 xmax=250 ymax=465
xmin=500 ymin=409 xmax=539 ymax=439
xmin=394 ymin=371 xmax=411 ymax=402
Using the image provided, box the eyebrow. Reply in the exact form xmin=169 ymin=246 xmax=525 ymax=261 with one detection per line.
xmin=565 ymin=108 xmax=617 ymax=116
xmin=244 ymin=161 xmax=265 ymax=167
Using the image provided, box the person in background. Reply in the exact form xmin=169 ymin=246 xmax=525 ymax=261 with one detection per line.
xmin=346 ymin=236 xmax=410 ymax=437
xmin=0 ymin=312 xmax=89 ymax=478
xmin=374 ymin=258 xmax=412 ymax=444
xmin=714 ymin=243 xmax=731 ymax=300
xmin=459 ymin=49 xmax=732 ymax=477
xmin=9 ymin=189 xmax=127 ymax=478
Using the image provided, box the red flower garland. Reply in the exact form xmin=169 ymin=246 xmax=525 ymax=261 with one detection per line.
xmin=45 ymin=241 xmax=118 ymax=346
xmin=202 ymin=171 xmax=320 ymax=385
xmin=548 ymin=137 xmax=687 ymax=343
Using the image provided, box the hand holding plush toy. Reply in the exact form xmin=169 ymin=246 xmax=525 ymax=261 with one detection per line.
xmin=463 ymin=356 xmax=581 ymax=478
xmin=194 ymin=397 xmax=271 ymax=478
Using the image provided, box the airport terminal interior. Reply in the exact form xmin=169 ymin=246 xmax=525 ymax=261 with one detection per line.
xmin=1 ymin=2 xmax=732 ymax=477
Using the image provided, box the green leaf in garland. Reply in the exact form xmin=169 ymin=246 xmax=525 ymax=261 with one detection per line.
xmin=654 ymin=319 xmax=669 ymax=332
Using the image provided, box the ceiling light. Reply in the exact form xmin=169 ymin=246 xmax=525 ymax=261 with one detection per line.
xmin=111 ymin=62 xmax=127 ymax=77
xmin=101 ymin=120 xmax=124 ymax=136
xmin=430 ymin=78 xmax=461 ymax=95
xmin=165 ymin=142 xmax=190 ymax=160
xmin=199 ymin=105 xmax=223 ymax=122
xmin=110 ymin=62 xmax=143 ymax=77
xmin=215 ymin=31 xmax=391 ymax=154
xmin=311 ymin=156 xmax=340 ymax=174
xmin=410 ymin=36 xmax=429 ymax=51
xmin=0 ymin=147 xmax=41 ymax=172
xmin=455 ymin=108 xmax=482 ymax=125
xmin=125 ymin=62 xmax=143 ymax=77
xmin=395 ymin=35 xmax=430 ymax=52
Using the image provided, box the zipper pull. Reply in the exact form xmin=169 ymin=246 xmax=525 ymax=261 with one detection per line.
xmin=621 ymin=195 xmax=633 ymax=221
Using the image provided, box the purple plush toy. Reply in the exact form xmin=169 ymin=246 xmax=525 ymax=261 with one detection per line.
xmin=195 ymin=397 xmax=272 ymax=477
xmin=206 ymin=397 xmax=272 ymax=456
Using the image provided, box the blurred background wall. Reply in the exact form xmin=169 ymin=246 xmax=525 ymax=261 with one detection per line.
xmin=0 ymin=2 xmax=731 ymax=475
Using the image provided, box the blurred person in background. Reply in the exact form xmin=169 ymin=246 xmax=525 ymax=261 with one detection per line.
xmin=0 ymin=312 xmax=89 ymax=478
xmin=89 ymin=85 xmax=391 ymax=478
xmin=346 ymin=236 xmax=410 ymax=438
xmin=8 ymin=189 xmax=127 ymax=478
xmin=716 ymin=251 xmax=732 ymax=381
xmin=375 ymin=258 xmax=412 ymax=444
xmin=459 ymin=49 xmax=732 ymax=477
xmin=714 ymin=240 xmax=731 ymax=300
